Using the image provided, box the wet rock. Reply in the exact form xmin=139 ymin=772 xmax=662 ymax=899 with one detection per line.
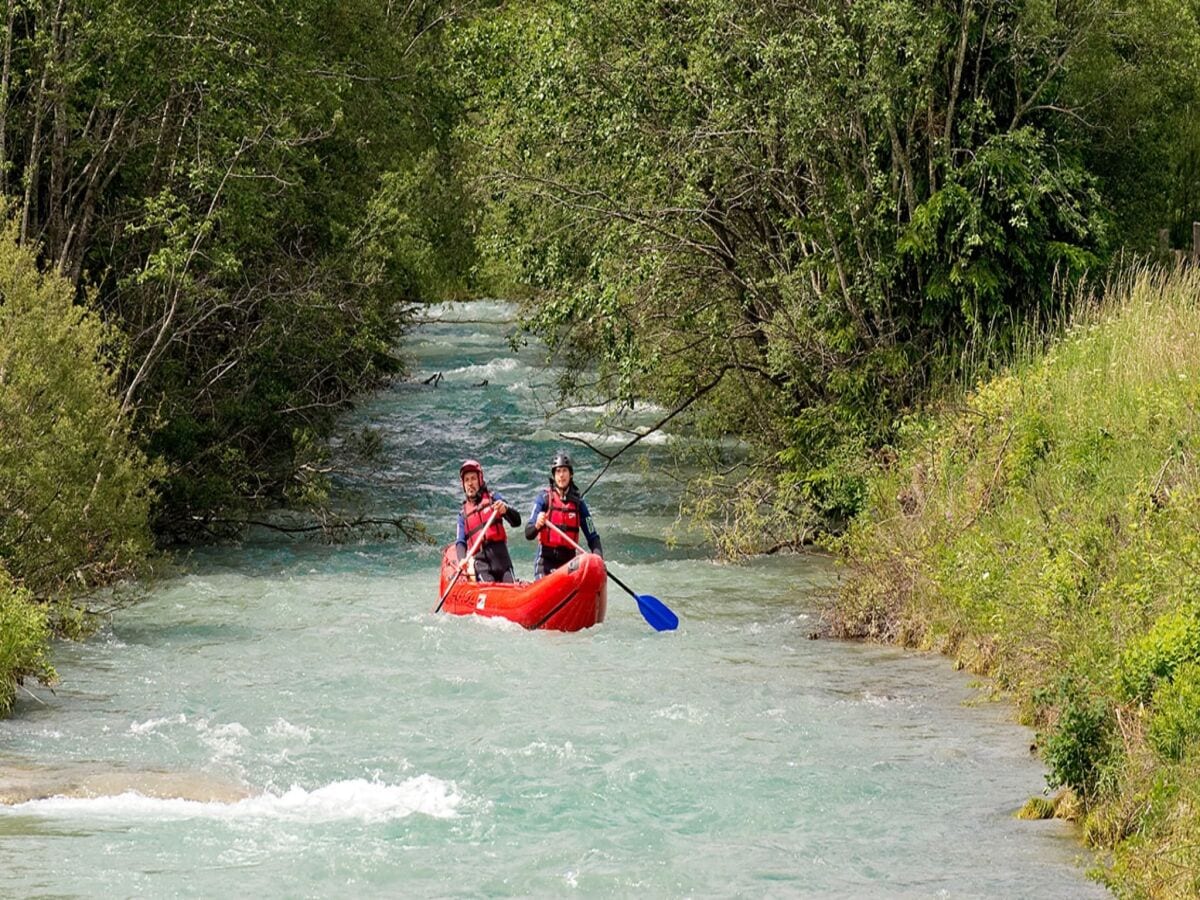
xmin=0 ymin=761 xmax=254 ymax=805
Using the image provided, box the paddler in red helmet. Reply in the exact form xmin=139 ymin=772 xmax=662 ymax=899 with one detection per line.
xmin=524 ymin=450 xmax=603 ymax=579
xmin=455 ymin=459 xmax=522 ymax=582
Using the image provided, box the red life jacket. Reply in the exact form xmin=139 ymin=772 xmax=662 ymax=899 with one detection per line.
xmin=539 ymin=489 xmax=581 ymax=549
xmin=462 ymin=491 xmax=507 ymax=545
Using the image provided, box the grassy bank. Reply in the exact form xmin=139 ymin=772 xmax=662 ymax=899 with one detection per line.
xmin=832 ymin=267 xmax=1200 ymax=896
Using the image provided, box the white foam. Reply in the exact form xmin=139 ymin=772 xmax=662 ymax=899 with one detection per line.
xmin=442 ymin=357 xmax=525 ymax=383
xmin=516 ymin=740 xmax=579 ymax=762
xmin=466 ymin=614 xmax=525 ymax=633
xmin=551 ymin=401 xmax=666 ymax=416
xmin=557 ymin=429 xmax=671 ymax=447
xmin=267 ymin=719 xmax=313 ymax=742
xmin=860 ymin=691 xmax=913 ymax=709
xmin=5 ymin=775 xmax=461 ymax=823
xmin=130 ymin=713 xmax=187 ymax=735
xmin=654 ymin=703 xmax=708 ymax=724
xmin=193 ymin=719 xmax=250 ymax=760
xmin=416 ymin=300 xmax=516 ymax=323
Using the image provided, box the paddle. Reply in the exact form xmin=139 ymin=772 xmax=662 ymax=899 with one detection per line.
xmin=543 ymin=520 xmax=678 ymax=632
xmin=434 ymin=507 xmax=500 ymax=613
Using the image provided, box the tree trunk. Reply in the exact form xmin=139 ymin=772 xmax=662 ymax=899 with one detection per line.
xmin=20 ymin=0 xmax=67 ymax=246
xmin=0 ymin=0 xmax=15 ymax=195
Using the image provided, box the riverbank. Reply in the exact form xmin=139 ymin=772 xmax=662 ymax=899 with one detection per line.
xmin=832 ymin=267 xmax=1200 ymax=895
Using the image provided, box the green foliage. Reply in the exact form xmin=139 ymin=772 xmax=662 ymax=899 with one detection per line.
xmin=0 ymin=565 xmax=55 ymax=716
xmin=899 ymin=129 xmax=1105 ymax=330
xmin=1119 ymin=604 xmax=1200 ymax=705
xmin=459 ymin=0 xmax=1199 ymax=547
xmin=835 ymin=268 xmax=1200 ymax=893
xmin=779 ymin=407 xmax=874 ymax=526
xmin=1147 ymin=661 xmax=1200 ymax=762
xmin=1 ymin=0 xmax=476 ymax=535
xmin=0 ymin=215 xmax=157 ymax=595
xmin=1065 ymin=0 xmax=1200 ymax=248
xmin=1038 ymin=678 xmax=1117 ymax=800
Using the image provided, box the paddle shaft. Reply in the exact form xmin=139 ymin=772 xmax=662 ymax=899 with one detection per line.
xmin=542 ymin=520 xmax=633 ymax=600
xmin=435 ymin=506 xmax=499 ymax=613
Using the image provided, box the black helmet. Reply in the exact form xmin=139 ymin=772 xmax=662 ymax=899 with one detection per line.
xmin=549 ymin=450 xmax=574 ymax=475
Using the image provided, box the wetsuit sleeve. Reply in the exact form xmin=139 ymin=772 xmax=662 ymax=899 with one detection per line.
xmin=494 ymin=491 xmax=522 ymax=527
xmin=524 ymin=491 xmax=547 ymax=541
xmin=578 ymin=499 xmax=603 ymax=557
xmin=455 ymin=511 xmax=467 ymax=561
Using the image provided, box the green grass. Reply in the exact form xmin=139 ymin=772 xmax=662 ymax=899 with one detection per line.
xmin=832 ymin=267 xmax=1200 ymax=896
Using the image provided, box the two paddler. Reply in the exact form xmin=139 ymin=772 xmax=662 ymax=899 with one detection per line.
xmin=453 ymin=450 xmax=603 ymax=583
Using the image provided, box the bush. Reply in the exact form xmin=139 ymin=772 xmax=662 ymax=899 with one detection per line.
xmin=0 ymin=565 xmax=54 ymax=715
xmin=1148 ymin=661 xmax=1200 ymax=762
xmin=1039 ymin=678 xmax=1117 ymax=801
xmin=1118 ymin=603 xmax=1200 ymax=705
xmin=0 ymin=214 xmax=158 ymax=597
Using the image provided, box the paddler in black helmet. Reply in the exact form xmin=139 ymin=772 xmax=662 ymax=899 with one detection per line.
xmin=524 ymin=450 xmax=603 ymax=579
xmin=455 ymin=459 xmax=522 ymax=582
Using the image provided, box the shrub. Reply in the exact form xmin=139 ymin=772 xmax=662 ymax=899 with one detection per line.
xmin=0 ymin=214 xmax=158 ymax=597
xmin=1147 ymin=661 xmax=1200 ymax=762
xmin=1118 ymin=603 xmax=1200 ymax=705
xmin=1039 ymin=678 xmax=1118 ymax=801
xmin=0 ymin=565 xmax=54 ymax=715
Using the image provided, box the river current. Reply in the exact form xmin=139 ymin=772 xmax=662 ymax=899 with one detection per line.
xmin=0 ymin=302 xmax=1104 ymax=897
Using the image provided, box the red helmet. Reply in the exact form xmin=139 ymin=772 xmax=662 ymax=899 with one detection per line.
xmin=459 ymin=459 xmax=484 ymax=483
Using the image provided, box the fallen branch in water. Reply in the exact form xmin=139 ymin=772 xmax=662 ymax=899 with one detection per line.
xmin=17 ymin=683 xmax=46 ymax=705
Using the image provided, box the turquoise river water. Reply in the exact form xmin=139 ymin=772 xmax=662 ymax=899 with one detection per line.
xmin=0 ymin=302 xmax=1106 ymax=897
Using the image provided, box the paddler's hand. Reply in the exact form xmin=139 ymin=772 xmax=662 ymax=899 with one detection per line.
xmin=535 ymin=511 xmax=547 ymax=530
xmin=458 ymin=556 xmax=477 ymax=582
xmin=494 ymin=501 xmax=508 ymax=517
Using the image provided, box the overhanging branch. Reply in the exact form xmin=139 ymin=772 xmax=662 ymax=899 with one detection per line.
xmin=566 ymin=364 xmax=737 ymax=494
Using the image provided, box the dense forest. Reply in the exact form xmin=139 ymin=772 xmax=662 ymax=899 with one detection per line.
xmin=2 ymin=0 xmax=478 ymax=710
xmin=461 ymin=0 xmax=1200 ymax=545
xmin=2 ymin=1 xmax=1200 ymax=894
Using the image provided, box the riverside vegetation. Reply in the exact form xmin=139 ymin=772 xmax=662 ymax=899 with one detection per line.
xmin=455 ymin=4 xmax=1200 ymax=892
xmin=3 ymin=0 xmax=1200 ymax=894
xmin=832 ymin=268 xmax=1200 ymax=896
xmin=0 ymin=0 xmax=473 ymax=710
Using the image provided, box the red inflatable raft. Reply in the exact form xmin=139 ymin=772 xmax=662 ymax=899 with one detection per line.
xmin=436 ymin=546 xmax=607 ymax=631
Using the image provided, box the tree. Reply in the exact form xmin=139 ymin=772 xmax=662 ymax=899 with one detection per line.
xmin=462 ymin=0 xmax=1199 ymax=537
xmin=0 ymin=213 xmax=156 ymax=595
xmin=0 ymin=0 xmax=479 ymax=537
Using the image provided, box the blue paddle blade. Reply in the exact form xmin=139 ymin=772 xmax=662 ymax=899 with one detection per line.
xmin=636 ymin=593 xmax=678 ymax=631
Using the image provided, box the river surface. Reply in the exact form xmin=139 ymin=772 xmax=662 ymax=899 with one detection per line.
xmin=0 ymin=302 xmax=1104 ymax=897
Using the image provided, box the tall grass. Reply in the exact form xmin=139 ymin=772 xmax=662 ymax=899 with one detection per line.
xmin=833 ymin=266 xmax=1200 ymax=896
